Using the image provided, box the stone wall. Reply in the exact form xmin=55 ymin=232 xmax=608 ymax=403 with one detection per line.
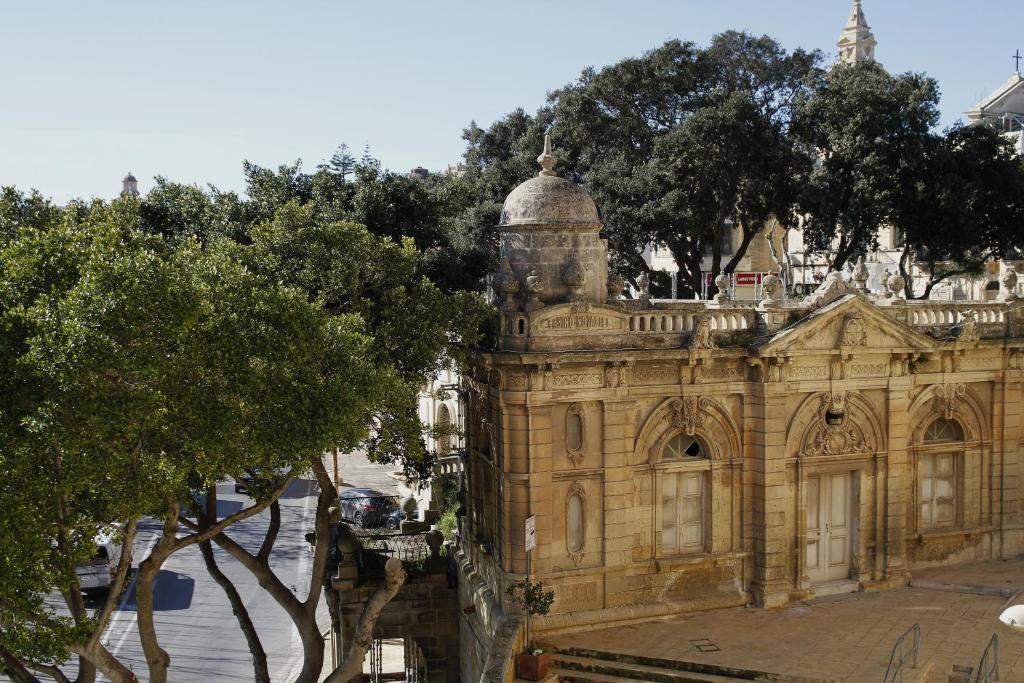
xmin=339 ymin=572 xmax=459 ymax=683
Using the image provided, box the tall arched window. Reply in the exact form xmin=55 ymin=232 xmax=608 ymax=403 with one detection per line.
xmin=919 ymin=418 xmax=964 ymax=530
xmin=660 ymin=433 xmax=709 ymax=553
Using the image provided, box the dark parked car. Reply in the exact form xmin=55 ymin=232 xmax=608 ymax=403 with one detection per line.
xmin=339 ymin=488 xmax=401 ymax=529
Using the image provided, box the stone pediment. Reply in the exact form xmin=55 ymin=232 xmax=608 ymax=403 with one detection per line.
xmin=758 ymin=295 xmax=935 ymax=355
xmin=528 ymin=304 xmax=630 ymax=337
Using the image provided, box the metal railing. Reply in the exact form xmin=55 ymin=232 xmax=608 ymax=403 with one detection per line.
xmin=974 ymin=633 xmax=999 ymax=683
xmin=883 ymin=623 xmax=921 ymax=683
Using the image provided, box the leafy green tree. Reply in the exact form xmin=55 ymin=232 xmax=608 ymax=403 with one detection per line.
xmin=459 ymin=33 xmax=823 ymax=296
xmin=792 ymin=61 xmax=941 ymax=272
xmin=892 ymin=123 xmax=1024 ymax=298
xmin=0 ymin=193 xmax=481 ymax=683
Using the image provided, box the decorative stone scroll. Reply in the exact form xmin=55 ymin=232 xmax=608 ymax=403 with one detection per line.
xmin=800 ymin=392 xmax=872 ymax=457
xmin=932 ymin=383 xmax=966 ymax=420
xmin=669 ymin=397 xmax=710 ymax=436
xmin=566 ymin=480 xmax=586 ymax=566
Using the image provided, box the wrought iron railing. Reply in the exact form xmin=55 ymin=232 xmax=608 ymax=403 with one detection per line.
xmin=883 ymin=623 xmax=920 ymax=683
xmin=974 ymin=633 xmax=999 ymax=683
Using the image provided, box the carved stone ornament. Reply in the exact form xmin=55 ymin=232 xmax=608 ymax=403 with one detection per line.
xmin=604 ymin=361 xmax=625 ymax=389
xmin=690 ymin=317 xmax=717 ymax=350
xmin=1001 ymin=268 xmax=1019 ymax=301
xmin=932 ymin=383 xmax=966 ymax=420
xmin=561 ymin=253 xmax=586 ymax=304
xmin=495 ymin=256 xmax=521 ymax=313
xmin=839 ymin=314 xmax=868 ymax=348
xmin=669 ymin=397 xmax=710 ymax=436
xmin=851 ymin=256 xmax=869 ymax=293
xmin=713 ymin=272 xmax=731 ymax=303
xmin=524 ymin=268 xmax=545 ymax=312
xmin=958 ymin=313 xmax=980 ymax=343
xmin=886 ymin=273 xmax=907 ymax=300
xmin=566 ymin=404 xmax=586 ymax=467
xmin=762 ymin=273 xmax=783 ymax=302
xmin=607 ymin=274 xmax=625 ymax=300
xmin=800 ymin=392 xmax=871 ymax=457
xmin=567 ymin=480 xmax=586 ymax=566
xmin=636 ymin=271 xmax=651 ymax=307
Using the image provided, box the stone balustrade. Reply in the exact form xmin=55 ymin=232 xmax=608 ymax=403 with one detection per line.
xmin=627 ymin=303 xmax=756 ymax=334
xmin=903 ymin=302 xmax=1007 ymax=326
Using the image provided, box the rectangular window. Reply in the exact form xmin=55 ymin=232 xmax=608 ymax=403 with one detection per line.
xmin=661 ymin=471 xmax=705 ymax=552
xmin=920 ymin=453 xmax=956 ymax=529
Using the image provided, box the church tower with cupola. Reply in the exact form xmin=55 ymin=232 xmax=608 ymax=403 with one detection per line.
xmin=837 ymin=0 xmax=877 ymax=65
xmin=121 ymin=172 xmax=139 ymax=198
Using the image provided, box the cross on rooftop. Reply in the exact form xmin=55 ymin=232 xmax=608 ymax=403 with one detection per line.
xmin=1014 ymin=49 xmax=1022 ymax=73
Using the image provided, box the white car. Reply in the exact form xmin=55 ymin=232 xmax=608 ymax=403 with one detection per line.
xmin=74 ymin=529 xmax=124 ymax=595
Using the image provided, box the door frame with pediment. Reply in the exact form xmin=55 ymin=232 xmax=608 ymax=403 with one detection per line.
xmin=786 ymin=391 xmax=887 ymax=592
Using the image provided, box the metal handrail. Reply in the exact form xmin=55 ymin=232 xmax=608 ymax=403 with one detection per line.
xmin=974 ymin=633 xmax=999 ymax=683
xmin=883 ymin=623 xmax=921 ymax=683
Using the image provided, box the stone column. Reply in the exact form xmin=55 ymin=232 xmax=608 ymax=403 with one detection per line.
xmin=749 ymin=379 xmax=791 ymax=607
xmin=601 ymin=400 xmax=637 ymax=571
xmin=999 ymin=362 xmax=1022 ymax=556
xmin=502 ymin=403 xmax=531 ymax=575
xmin=884 ymin=377 xmax=913 ymax=578
xmin=526 ymin=404 xmax=554 ymax=576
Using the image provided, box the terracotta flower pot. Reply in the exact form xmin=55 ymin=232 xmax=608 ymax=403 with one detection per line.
xmin=517 ymin=651 xmax=551 ymax=681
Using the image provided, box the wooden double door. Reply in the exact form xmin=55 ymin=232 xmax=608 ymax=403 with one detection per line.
xmin=806 ymin=472 xmax=852 ymax=584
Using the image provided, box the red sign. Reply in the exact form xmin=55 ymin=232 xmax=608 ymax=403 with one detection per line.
xmin=734 ymin=273 xmax=759 ymax=286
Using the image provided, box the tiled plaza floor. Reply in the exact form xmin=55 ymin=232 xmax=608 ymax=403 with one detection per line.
xmin=546 ymin=562 xmax=1024 ymax=682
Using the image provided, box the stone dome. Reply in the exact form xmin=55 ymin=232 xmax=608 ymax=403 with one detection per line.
xmin=499 ymin=174 xmax=600 ymax=228
xmin=498 ymin=135 xmax=600 ymax=229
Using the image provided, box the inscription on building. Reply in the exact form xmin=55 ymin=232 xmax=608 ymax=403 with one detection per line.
xmin=552 ymin=373 xmax=604 ymax=387
xmin=540 ymin=314 xmax=617 ymax=331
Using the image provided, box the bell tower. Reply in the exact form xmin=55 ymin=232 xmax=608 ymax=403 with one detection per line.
xmin=837 ymin=0 xmax=877 ymax=65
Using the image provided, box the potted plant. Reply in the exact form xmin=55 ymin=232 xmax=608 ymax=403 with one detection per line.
xmin=506 ymin=578 xmax=556 ymax=681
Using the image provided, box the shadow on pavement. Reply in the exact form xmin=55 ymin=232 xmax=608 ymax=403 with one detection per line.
xmin=121 ymin=570 xmax=195 ymax=612
xmin=280 ymin=478 xmax=318 ymax=499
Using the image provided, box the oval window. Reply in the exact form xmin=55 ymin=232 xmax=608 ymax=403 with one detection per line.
xmin=567 ymin=493 xmax=584 ymax=552
xmin=567 ymin=411 xmax=583 ymax=452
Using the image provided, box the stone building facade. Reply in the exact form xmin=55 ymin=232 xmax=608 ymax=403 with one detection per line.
xmin=454 ymin=139 xmax=1024 ymax=682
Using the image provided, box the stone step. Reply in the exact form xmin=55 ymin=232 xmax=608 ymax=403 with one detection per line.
xmin=552 ymin=653 xmax=742 ymax=682
xmin=550 ymin=646 xmax=828 ymax=682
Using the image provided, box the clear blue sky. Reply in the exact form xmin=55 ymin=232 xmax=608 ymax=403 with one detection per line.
xmin=1 ymin=1 xmax=1017 ymax=203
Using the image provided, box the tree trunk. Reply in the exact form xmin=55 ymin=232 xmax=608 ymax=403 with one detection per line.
xmin=198 ymin=539 xmax=270 ymax=683
xmin=136 ymin=517 xmax=176 ymax=683
xmin=0 ymin=647 xmax=42 ymax=683
xmin=323 ymin=558 xmax=407 ymax=683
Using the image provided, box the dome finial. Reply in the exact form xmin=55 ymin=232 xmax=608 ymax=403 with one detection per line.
xmin=537 ymin=134 xmax=557 ymax=177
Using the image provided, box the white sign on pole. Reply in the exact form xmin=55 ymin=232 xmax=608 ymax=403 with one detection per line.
xmin=524 ymin=515 xmax=536 ymax=552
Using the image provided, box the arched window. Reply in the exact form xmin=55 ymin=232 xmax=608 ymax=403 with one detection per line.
xmin=567 ymin=411 xmax=583 ymax=451
xmin=663 ymin=433 xmax=703 ymax=459
xmin=659 ymin=433 xmax=709 ymax=553
xmin=924 ymin=418 xmax=964 ymax=443
xmin=567 ymin=484 xmax=585 ymax=557
xmin=436 ymin=404 xmax=452 ymax=455
xmin=919 ymin=418 xmax=964 ymax=530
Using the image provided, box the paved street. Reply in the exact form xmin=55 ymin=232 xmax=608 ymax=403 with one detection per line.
xmin=4 ymin=478 xmax=329 ymax=683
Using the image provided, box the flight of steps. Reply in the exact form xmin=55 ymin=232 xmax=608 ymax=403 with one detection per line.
xmin=547 ymin=646 xmax=833 ymax=683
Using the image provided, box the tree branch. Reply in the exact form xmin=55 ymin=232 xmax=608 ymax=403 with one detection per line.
xmin=323 ymin=558 xmax=407 ymax=683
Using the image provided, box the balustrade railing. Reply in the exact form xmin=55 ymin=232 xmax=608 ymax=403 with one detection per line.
xmin=974 ymin=633 xmax=999 ymax=683
xmin=883 ymin=623 xmax=920 ymax=683
xmin=628 ymin=307 xmax=755 ymax=334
